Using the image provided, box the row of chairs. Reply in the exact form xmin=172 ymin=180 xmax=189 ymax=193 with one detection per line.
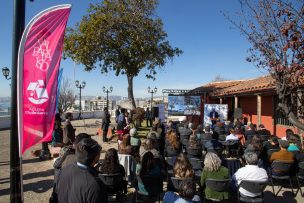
xmin=98 ymin=161 xmax=304 ymax=202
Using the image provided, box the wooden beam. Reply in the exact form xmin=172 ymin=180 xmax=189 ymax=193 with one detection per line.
xmin=257 ymin=94 xmax=262 ymax=126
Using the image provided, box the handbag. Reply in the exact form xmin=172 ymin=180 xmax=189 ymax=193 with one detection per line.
xmin=49 ymin=183 xmax=58 ymax=203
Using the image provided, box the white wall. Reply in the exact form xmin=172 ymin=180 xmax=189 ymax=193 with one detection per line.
xmin=0 ymin=110 xmax=116 ymax=130
xmin=0 ymin=116 xmax=10 ymax=129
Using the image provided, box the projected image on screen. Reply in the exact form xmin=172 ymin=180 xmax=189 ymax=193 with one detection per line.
xmin=184 ymin=96 xmax=201 ymax=115
xmin=168 ymin=95 xmax=201 ymax=116
xmin=168 ymin=96 xmax=185 ymax=116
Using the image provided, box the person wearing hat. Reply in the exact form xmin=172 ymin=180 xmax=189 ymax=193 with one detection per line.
xmin=56 ymin=137 xmax=107 ymax=203
xmin=269 ymin=139 xmax=294 ymax=163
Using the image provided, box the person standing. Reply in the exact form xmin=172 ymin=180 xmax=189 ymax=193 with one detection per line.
xmin=115 ymin=106 xmax=120 ymax=123
xmin=101 ymin=107 xmax=111 ymax=142
xmin=209 ymin=108 xmax=219 ymax=127
xmin=63 ymin=112 xmax=76 ymax=146
xmin=145 ymin=107 xmax=152 ymax=127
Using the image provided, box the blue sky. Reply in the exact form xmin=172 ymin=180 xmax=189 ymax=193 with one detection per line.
xmin=0 ymin=0 xmax=265 ymax=98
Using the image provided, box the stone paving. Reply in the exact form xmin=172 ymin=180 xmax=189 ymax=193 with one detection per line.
xmin=0 ymin=118 xmax=303 ymax=202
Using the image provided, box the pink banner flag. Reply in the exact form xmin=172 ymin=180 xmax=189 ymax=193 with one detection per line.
xmin=18 ymin=5 xmax=71 ymax=154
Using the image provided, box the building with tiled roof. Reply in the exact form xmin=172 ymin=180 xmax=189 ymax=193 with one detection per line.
xmin=190 ymin=75 xmax=299 ymax=137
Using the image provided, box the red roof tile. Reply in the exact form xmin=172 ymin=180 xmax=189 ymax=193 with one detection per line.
xmin=193 ymin=75 xmax=276 ymax=97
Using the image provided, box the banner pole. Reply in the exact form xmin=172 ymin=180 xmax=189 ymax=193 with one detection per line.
xmin=10 ymin=0 xmax=25 ymax=202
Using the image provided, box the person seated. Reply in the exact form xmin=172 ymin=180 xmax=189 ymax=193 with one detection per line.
xmin=244 ymin=123 xmax=256 ymax=142
xmin=187 ymin=134 xmax=201 ymax=149
xmin=295 ymin=152 xmax=304 ymax=176
xmin=53 ymin=133 xmax=91 ymax=180
xmin=200 ymin=152 xmax=229 ymax=201
xmin=130 ymin=128 xmax=141 ymax=155
xmin=165 ymin=131 xmax=182 ymax=157
xmin=152 ymin=118 xmax=165 ymax=137
xmin=142 ymin=138 xmax=166 ymax=175
xmin=194 ymin=124 xmax=204 ymax=140
xmin=232 ymin=152 xmax=268 ymax=197
xmin=269 ymin=140 xmax=294 ymax=163
xmin=173 ymin=153 xmax=195 ymax=178
xmin=218 ymin=133 xmax=227 ymax=142
xmin=263 ymin=136 xmax=280 ymax=152
xmin=178 ymin=121 xmax=192 ymax=141
xmin=96 ymin=148 xmax=127 ymax=193
xmin=136 ymin=151 xmax=162 ymax=195
xmin=204 ymin=132 xmax=223 ymax=155
xmin=226 ymin=129 xmax=239 ymax=141
xmin=214 ymin=121 xmax=226 ymax=136
xmin=224 ymin=120 xmax=234 ymax=135
xmin=287 ymin=135 xmax=301 ymax=152
xmin=235 ymin=127 xmax=245 ymax=146
xmin=56 ymin=137 xmax=107 ymax=203
xmin=118 ymin=135 xmax=132 ymax=155
xmin=256 ymin=124 xmax=271 ymax=136
xmin=187 ymin=134 xmax=202 ymax=159
xmin=201 ymin=125 xmax=212 ymax=141
xmin=262 ymin=136 xmax=280 ymax=166
xmin=165 ymin=120 xmax=175 ymax=134
xmin=189 ymin=122 xmax=197 ymax=134
xmin=163 ymin=179 xmax=201 ymax=203
xmin=245 ymin=135 xmax=263 ymax=157
xmin=281 ymin=129 xmax=294 ymax=141
xmin=141 ymin=138 xmax=161 ymax=158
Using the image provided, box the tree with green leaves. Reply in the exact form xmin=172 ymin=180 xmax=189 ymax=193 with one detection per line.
xmin=64 ymin=0 xmax=182 ymax=109
xmin=226 ymin=0 xmax=304 ymax=130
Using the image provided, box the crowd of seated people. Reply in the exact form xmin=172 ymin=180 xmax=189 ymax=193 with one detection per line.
xmin=51 ymin=115 xmax=304 ymax=203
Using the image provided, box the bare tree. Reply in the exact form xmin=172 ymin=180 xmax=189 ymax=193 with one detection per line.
xmin=57 ymin=77 xmax=75 ymax=114
xmin=211 ymin=74 xmax=230 ymax=82
xmin=225 ymin=0 xmax=304 ymax=130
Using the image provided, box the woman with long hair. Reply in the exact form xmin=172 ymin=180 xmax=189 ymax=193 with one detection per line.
xmin=96 ymin=148 xmax=127 ymax=193
xmin=200 ymin=152 xmax=229 ymax=201
xmin=235 ymin=127 xmax=245 ymax=146
xmin=97 ymin=148 xmax=125 ymax=175
xmin=166 ymin=131 xmax=182 ymax=156
xmin=245 ymin=135 xmax=263 ymax=157
xmin=118 ymin=135 xmax=132 ymax=155
xmin=136 ymin=151 xmax=162 ymax=196
xmin=173 ymin=153 xmax=194 ymax=178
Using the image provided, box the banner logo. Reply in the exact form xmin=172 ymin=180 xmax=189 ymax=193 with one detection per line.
xmin=26 ymin=80 xmax=49 ymax=104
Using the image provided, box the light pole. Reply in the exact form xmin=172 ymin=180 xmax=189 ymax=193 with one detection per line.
xmin=147 ymin=86 xmax=157 ymax=110
xmin=75 ymin=80 xmax=86 ymax=119
xmin=9 ymin=0 xmax=25 ymax=202
xmin=103 ymin=86 xmax=113 ymax=110
xmin=2 ymin=67 xmax=12 ymax=80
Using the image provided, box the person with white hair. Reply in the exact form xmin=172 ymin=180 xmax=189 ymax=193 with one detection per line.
xmin=232 ymin=152 xmax=268 ymax=197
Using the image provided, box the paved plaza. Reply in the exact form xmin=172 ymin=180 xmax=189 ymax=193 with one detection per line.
xmin=0 ymin=119 xmax=303 ymax=202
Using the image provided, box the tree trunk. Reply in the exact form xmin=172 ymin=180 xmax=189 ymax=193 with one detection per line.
xmin=127 ymin=75 xmax=136 ymax=109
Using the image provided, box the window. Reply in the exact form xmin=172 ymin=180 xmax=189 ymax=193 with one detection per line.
xmin=274 ymin=96 xmax=293 ymax=126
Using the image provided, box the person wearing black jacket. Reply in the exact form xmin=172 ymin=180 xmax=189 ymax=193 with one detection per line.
xmin=101 ymin=107 xmax=111 ymax=142
xmin=56 ymin=137 xmax=107 ymax=203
